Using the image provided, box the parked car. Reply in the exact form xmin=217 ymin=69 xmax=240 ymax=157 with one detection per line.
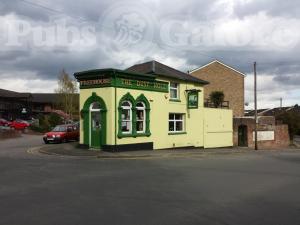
xmin=0 ymin=118 xmax=12 ymax=127
xmin=43 ymin=124 xmax=79 ymax=144
xmin=10 ymin=119 xmax=30 ymax=130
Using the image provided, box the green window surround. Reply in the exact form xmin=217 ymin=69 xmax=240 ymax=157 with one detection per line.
xmin=169 ymin=99 xmax=181 ymax=102
xmin=168 ymin=132 xmax=187 ymax=135
xmin=118 ymin=93 xmax=151 ymax=138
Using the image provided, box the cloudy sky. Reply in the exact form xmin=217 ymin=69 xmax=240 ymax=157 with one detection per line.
xmin=1 ymin=0 xmax=300 ymax=109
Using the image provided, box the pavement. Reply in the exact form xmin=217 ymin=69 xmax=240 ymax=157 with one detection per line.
xmin=33 ymin=140 xmax=299 ymax=159
xmin=1 ymin=134 xmax=300 ymax=225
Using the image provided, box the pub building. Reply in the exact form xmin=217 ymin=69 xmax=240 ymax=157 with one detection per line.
xmin=74 ymin=60 xmax=233 ymax=151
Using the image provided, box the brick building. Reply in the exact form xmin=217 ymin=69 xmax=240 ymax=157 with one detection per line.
xmin=190 ymin=60 xmax=245 ymax=117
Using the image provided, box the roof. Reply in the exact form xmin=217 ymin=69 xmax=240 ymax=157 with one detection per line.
xmin=126 ymin=60 xmax=209 ymax=85
xmin=245 ymin=109 xmax=270 ymax=116
xmin=31 ymin=93 xmax=79 ymax=103
xmin=245 ymin=105 xmax=300 ymax=117
xmin=74 ymin=68 xmax=157 ymax=80
xmin=0 ymin=88 xmax=79 ymax=104
xmin=0 ymin=88 xmax=31 ymax=98
xmin=190 ymin=60 xmax=246 ymax=77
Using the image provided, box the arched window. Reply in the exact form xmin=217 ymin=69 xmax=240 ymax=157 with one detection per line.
xmin=91 ymin=102 xmax=101 ymax=110
xmin=121 ymin=101 xmax=132 ymax=134
xmin=118 ymin=93 xmax=151 ymax=138
xmin=136 ymin=102 xmax=145 ymax=133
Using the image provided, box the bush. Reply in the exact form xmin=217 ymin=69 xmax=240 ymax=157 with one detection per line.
xmin=276 ymin=111 xmax=300 ymax=140
xmin=48 ymin=112 xmax=63 ymax=127
xmin=209 ymin=91 xmax=225 ymax=108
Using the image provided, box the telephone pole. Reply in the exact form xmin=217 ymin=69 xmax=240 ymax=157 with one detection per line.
xmin=254 ymin=62 xmax=258 ymax=150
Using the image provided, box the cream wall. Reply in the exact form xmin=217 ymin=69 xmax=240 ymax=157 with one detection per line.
xmin=79 ymin=79 xmax=233 ymax=150
xmin=115 ymin=79 xmax=205 ymax=149
xmin=203 ymin=108 xmax=233 ymax=148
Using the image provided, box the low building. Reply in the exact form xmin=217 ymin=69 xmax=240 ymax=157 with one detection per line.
xmin=189 ymin=60 xmax=245 ymax=117
xmin=0 ymin=88 xmax=79 ymax=120
xmin=234 ymin=116 xmax=290 ymax=149
xmin=0 ymin=89 xmax=32 ymax=120
xmin=74 ymin=60 xmax=233 ymax=151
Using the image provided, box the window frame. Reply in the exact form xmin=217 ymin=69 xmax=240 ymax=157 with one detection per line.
xmin=118 ymin=93 xmax=151 ymax=138
xmin=120 ymin=101 xmax=132 ymax=134
xmin=168 ymin=113 xmax=185 ymax=133
xmin=169 ymin=82 xmax=179 ymax=100
xmin=136 ymin=102 xmax=146 ymax=134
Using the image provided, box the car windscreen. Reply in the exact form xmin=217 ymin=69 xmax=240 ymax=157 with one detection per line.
xmin=52 ymin=126 xmax=67 ymax=132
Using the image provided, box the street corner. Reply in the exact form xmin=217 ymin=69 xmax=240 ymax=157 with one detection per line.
xmin=27 ymin=142 xmax=101 ymax=158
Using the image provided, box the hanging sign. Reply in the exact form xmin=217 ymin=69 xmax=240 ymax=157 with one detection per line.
xmin=187 ymin=90 xmax=199 ymax=109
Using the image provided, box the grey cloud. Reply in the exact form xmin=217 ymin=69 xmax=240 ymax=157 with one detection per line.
xmin=273 ymin=74 xmax=300 ymax=85
xmin=0 ymin=0 xmax=300 ymax=106
xmin=234 ymin=0 xmax=300 ymax=18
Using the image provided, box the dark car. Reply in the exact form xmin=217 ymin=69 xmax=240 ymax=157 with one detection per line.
xmin=43 ymin=125 xmax=79 ymax=144
xmin=0 ymin=118 xmax=12 ymax=127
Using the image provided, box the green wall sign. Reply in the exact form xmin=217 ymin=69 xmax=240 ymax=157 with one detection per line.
xmin=115 ymin=78 xmax=168 ymax=92
xmin=79 ymin=76 xmax=169 ymax=93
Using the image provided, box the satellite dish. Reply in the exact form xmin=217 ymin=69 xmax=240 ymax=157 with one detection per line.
xmin=245 ymin=102 xmax=249 ymax=106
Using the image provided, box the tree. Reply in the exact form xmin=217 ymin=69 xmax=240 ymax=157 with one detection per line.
xmin=48 ymin=112 xmax=63 ymax=128
xmin=55 ymin=70 xmax=78 ymax=120
xmin=209 ymin=91 xmax=225 ymax=108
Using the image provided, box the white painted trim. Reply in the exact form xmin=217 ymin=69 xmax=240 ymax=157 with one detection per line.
xmin=190 ymin=60 xmax=246 ymax=77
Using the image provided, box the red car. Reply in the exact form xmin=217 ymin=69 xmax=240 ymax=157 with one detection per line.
xmin=0 ymin=118 xmax=12 ymax=127
xmin=10 ymin=119 xmax=30 ymax=130
xmin=43 ymin=124 xmax=79 ymax=144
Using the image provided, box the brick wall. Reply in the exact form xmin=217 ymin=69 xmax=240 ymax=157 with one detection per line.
xmin=233 ymin=117 xmax=290 ymax=149
xmin=190 ymin=61 xmax=245 ymax=117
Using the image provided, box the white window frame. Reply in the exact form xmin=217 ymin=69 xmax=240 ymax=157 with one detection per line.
xmin=121 ymin=101 xmax=132 ymax=134
xmin=136 ymin=102 xmax=146 ymax=133
xmin=169 ymin=82 xmax=179 ymax=100
xmin=168 ymin=113 xmax=185 ymax=133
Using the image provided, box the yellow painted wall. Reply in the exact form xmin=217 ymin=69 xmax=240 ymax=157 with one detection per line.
xmin=79 ymin=87 xmax=115 ymax=145
xmin=79 ymin=78 xmax=233 ymax=150
xmin=203 ymin=108 xmax=233 ymax=148
xmin=115 ymin=78 xmax=205 ymax=149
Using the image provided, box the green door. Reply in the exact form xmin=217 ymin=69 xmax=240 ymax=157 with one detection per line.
xmin=90 ymin=111 xmax=101 ymax=148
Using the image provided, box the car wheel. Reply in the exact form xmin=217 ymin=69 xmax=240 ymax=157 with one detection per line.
xmin=44 ymin=140 xmax=49 ymax=144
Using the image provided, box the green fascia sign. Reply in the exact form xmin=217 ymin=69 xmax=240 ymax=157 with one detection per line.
xmin=75 ymin=70 xmax=169 ymax=93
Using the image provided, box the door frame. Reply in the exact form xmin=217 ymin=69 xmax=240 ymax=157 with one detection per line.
xmin=81 ymin=92 xmax=107 ymax=149
xmin=89 ymin=105 xmax=101 ymax=148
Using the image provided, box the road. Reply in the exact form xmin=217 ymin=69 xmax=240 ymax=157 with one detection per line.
xmin=0 ymin=135 xmax=300 ymax=225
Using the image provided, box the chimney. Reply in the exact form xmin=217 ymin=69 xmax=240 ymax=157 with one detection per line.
xmin=152 ymin=60 xmax=155 ymax=73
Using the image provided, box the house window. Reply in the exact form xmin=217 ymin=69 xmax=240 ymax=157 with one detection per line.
xmin=170 ymin=82 xmax=179 ymax=100
xmin=136 ymin=102 xmax=145 ymax=133
xmin=121 ymin=101 xmax=132 ymax=133
xmin=169 ymin=113 xmax=184 ymax=132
